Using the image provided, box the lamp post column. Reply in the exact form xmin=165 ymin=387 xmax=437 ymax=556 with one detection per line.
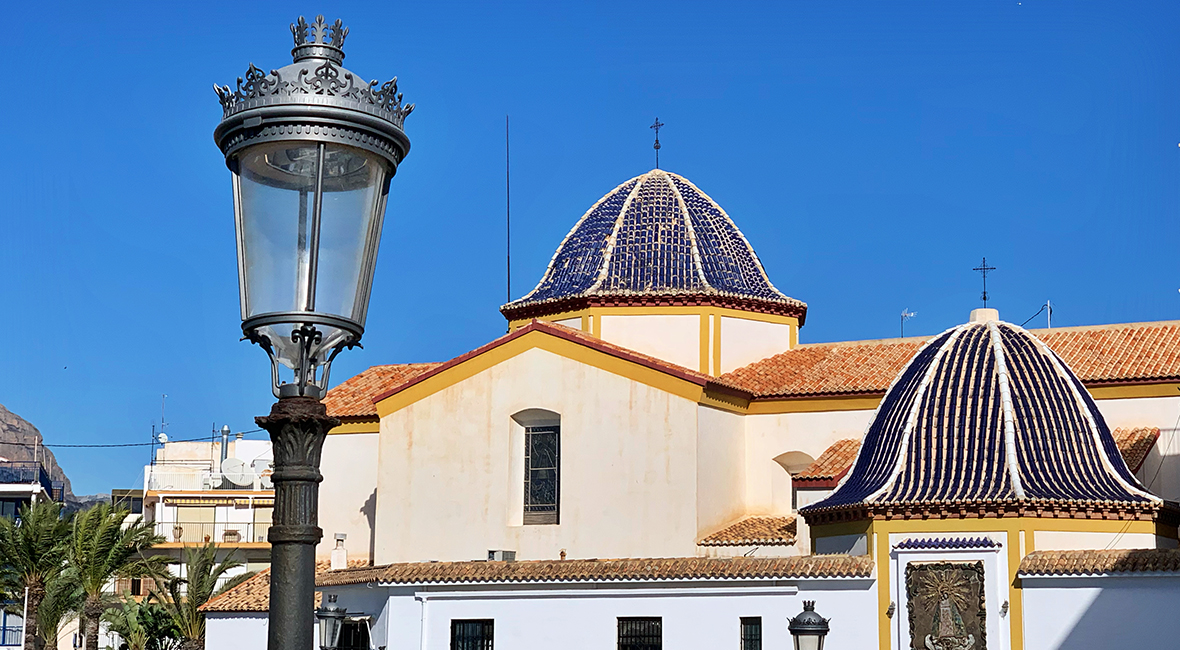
xmin=256 ymin=397 xmax=339 ymax=650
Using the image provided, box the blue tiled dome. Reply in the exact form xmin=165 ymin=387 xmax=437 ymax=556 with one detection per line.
xmin=802 ymin=315 xmax=1163 ymax=522
xmin=501 ymin=169 xmax=806 ymax=321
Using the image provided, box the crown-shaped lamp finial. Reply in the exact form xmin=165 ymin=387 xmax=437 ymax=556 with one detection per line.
xmin=290 ymin=15 xmax=349 ymax=63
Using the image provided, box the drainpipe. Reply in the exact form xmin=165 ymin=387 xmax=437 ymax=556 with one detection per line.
xmin=219 ymin=425 xmax=231 ymax=486
xmin=21 ymin=586 xmax=28 ymax=650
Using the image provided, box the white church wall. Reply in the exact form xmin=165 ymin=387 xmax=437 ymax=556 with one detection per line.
xmin=696 ymin=405 xmax=746 ymax=536
xmin=719 ymin=317 xmax=794 ymax=374
xmin=367 ymin=580 xmax=877 ymax=650
xmin=373 ymin=347 xmax=701 ymax=564
xmin=204 ymin=613 xmax=268 ymax=650
xmin=1033 ymin=530 xmax=1174 ymax=551
xmin=597 ymin=314 xmax=701 ymax=372
xmin=1022 ymin=576 xmax=1180 ymax=650
xmin=1093 ymin=394 xmax=1180 ymax=500
xmin=319 ymin=431 xmax=381 ymax=562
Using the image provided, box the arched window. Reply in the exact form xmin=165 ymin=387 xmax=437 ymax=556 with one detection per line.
xmin=512 ymin=409 xmax=561 ymax=525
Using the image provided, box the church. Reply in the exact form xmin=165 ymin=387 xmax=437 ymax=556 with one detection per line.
xmin=204 ymin=168 xmax=1180 ymax=650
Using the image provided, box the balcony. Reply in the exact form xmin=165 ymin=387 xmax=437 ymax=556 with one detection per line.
xmin=0 ymin=626 xmax=20 ymax=646
xmin=156 ymin=520 xmax=270 ymax=545
xmin=0 ymin=462 xmax=56 ymax=496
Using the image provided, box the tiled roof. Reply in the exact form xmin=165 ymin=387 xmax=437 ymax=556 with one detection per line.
xmin=793 ymin=439 xmax=861 ymax=483
xmin=501 ymin=170 xmax=806 ymax=322
xmin=723 ymin=320 xmax=1180 ymax=399
xmin=698 ymin=516 xmax=796 ymax=547
xmin=324 ymin=363 xmax=441 ymax=418
xmin=1019 ymin=548 xmax=1180 ymax=576
xmin=318 ymin=554 xmax=872 ymax=587
xmin=802 ymin=320 xmax=1158 ymax=518
xmin=373 ymin=320 xmax=749 ymax=405
xmin=200 ymin=560 xmax=369 ymax=613
xmin=1112 ymin=427 xmax=1161 ymax=474
xmin=894 ymin=537 xmax=999 ymax=550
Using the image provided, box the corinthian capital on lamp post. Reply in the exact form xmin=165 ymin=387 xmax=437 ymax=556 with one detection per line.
xmin=212 ymin=15 xmax=412 ymax=650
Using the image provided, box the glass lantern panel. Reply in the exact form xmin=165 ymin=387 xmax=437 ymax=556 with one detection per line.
xmin=793 ymin=635 xmax=822 ymax=650
xmin=236 ymin=142 xmax=321 ymax=319
xmin=315 ymin=144 xmax=389 ymax=325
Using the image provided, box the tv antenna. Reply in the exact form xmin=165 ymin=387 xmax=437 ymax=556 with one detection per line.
xmin=901 ymin=309 xmax=917 ymax=337
xmin=973 ymin=257 xmax=996 ymax=307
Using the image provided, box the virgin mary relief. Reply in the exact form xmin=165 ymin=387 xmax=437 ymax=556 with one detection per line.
xmin=905 ymin=561 xmax=986 ymax=650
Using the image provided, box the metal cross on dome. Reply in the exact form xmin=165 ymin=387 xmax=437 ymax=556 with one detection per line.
xmin=973 ymin=257 xmax=997 ymax=307
xmin=650 ymin=117 xmax=664 ymax=169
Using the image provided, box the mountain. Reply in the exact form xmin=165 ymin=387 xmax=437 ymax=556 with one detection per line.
xmin=0 ymin=402 xmax=75 ymax=501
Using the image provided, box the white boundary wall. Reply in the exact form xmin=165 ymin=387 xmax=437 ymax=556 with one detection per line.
xmin=1022 ymin=575 xmax=1180 ymax=650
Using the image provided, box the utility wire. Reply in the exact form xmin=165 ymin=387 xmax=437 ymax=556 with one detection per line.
xmin=0 ymin=429 xmax=264 ymax=450
xmin=1021 ymin=304 xmax=1047 ymax=327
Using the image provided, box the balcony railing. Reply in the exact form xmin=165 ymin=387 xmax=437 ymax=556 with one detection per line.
xmin=145 ymin=468 xmax=217 ymax=491
xmin=0 ymin=626 xmax=21 ymax=646
xmin=157 ymin=520 xmax=269 ymax=545
xmin=0 ymin=462 xmax=55 ymax=496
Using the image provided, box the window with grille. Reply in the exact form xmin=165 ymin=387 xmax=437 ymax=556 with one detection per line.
xmin=130 ymin=579 xmax=143 ymax=596
xmin=339 ymin=620 xmax=371 ymax=650
xmin=618 ymin=617 xmax=661 ymax=650
xmin=524 ymin=425 xmax=559 ymax=525
xmin=740 ymin=617 xmax=762 ymax=650
xmin=451 ymin=619 xmax=494 ymax=650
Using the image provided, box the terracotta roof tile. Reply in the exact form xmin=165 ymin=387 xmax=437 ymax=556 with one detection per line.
xmin=698 ymin=517 xmax=796 ymax=547
xmin=324 ymin=363 xmax=441 ymax=418
xmin=794 ymin=439 xmax=861 ymax=482
xmin=200 ymin=560 xmax=370 ymax=613
xmin=1113 ymin=427 xmax=1161 ymax=473
xmin=317 ymin=554 xmax=872 ymax=587
xmin=724 ymin=321 xmax=1180 ymax=399
xmin=1019 ymin=548 xmax=1180 ymax=576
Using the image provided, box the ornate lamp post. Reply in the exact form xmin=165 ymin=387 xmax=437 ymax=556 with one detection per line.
xmin=212 ymin=15 xmax=411 ymax=650
xmin=788 ymin=601 xmax=830 ymax=650
xmin=315 ymin=594 xmax=347 ymax=650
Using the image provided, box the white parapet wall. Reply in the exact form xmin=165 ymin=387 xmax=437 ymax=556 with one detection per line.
xmin=204 ymin=613 xmax=269 ymax=650
xmin=1022 ymin=575 xmax=1180 ymax=650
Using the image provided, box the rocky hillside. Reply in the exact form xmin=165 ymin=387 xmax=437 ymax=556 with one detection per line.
xmin=0 ymin=403 xmax=74 ymax=501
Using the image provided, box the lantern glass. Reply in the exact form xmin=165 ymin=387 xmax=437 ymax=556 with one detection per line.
xmin=233 ymin=140 xmax=390 ymax=372
xmin=792 ymin=635 xmax=824 ymax=650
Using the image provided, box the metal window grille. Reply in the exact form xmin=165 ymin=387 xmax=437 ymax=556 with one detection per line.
xmin=740 ymin=617 xmax=762 ymax=650
xmin=451 ymin=619 xmax=494 ymax=650
xmin=524 ymin=425 xmax=559 ymax=525
xmin=339 ymin=620 xmax=371 ymax=650
xmin=618 ymin=617 xmax=662 ymax=650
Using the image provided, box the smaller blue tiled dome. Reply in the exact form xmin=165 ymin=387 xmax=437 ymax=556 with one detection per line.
xmin=801 ymin=312 xmax=1165 ymax=523
xmin=501 ymin=170 xmax=806 ymax=321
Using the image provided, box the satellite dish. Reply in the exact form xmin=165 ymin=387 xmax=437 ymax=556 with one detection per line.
xmin=157 ymin=433 xmax=168 ymax=444
xmin=221 ymin=458 xmax=255 ymax=487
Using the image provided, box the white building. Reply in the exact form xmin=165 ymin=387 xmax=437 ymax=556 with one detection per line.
xmin=206 ymin=169 xmax=1180 ymax=650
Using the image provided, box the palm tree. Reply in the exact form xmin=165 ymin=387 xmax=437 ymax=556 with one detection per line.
xmin=102 ymin=599 xmax=149 ymax=650
xmin=64 ymin=504 xmax=166 ymax=650
xmin=0 ymin=501 xmax=71 ymax=650
xmin=38 ymin=573 xmax=83 ymax=650
xmin=153 ymin=543 xmax=254 ymax=650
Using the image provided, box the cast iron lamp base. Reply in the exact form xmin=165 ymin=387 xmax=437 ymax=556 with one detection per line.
xmin=256 ymin=396 xmax=340 ymax=650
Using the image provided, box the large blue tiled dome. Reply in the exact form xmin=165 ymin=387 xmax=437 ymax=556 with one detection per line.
xmin=501 ymin=169 xmax=806 ymax=321
xmin=801 ymin=312 xmax=1166 ymax=524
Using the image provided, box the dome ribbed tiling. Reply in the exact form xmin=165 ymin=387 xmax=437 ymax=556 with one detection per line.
xmin=801 ymin=317 xmax=1162 ymax=519
xmin=501 ymin=170 xmax=805 ymax=320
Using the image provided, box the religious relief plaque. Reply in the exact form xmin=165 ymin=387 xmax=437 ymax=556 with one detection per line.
xmin=905 ymin=561 xmax=986 ymax=650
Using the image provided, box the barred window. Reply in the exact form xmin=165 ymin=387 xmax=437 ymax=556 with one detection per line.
xmin=740 ymin=617 xmax=762 ymax=650
xmin=524 ymin=425 xmax=559 ymax=525
xmin=451 ymin=619 xmax=493 ymax=650
xmin=618 ymin=617 xmax=661 ymax=650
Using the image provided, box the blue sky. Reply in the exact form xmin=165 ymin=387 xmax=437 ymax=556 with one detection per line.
xmin=2 ymin=1 xmax=1178 ymax=495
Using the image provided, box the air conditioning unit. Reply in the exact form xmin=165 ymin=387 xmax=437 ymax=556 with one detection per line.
xmin=487 ymin=550 xmax=516 ymax=562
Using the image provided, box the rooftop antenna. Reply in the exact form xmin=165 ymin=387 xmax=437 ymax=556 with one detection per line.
xmin=650 ymin=117 xmax=664 ymax=169
xmin=160 ymin=394 xmax=169 ymax=437
xmin=973 ymin=257 xmax=996 ymax=307
xmin=506 ymin=114 xmax=511 ymax=305
xmin=901 ymin=309 xmax=917 ymax=337
xmin=1046 ymin=299 xmax=1052 ymax=329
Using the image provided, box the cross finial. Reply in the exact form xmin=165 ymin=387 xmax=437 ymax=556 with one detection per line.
xmin=650 ymin=117 xmax=665 ymax=169
xmin=973 ymin=257 xmax=997 ymax=307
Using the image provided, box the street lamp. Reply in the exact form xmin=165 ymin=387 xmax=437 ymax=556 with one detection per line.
xmin=788 ymin=601 xmax=830 ymax=650
xmin=213 ymin=15 xmax=411 ymax=650
xmin=316 ymin=594 xmax=347 ymax=650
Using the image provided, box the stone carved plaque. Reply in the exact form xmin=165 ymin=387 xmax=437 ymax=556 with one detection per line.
xmin=905 ymin=561 xmax=986 ymax=650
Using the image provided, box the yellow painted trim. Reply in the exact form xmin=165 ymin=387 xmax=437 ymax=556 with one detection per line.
xmin=1087 ymin=382 xmax=1180 ymax=399
xmin=592 ymin=313 xmax=601 ymax=338
xmin=375 ymin=330 xmax=708 ymax=417
xmin=877 ymin=528 xmax=890 ymax=650
xmin=712 ymin=313 xmax=722 ymax=377
xmin=699 ymin=313 xmax=710 ymax=375
xmin=581 ymin=314 xmax=589 ymax=332
xmin=747 ymin=395 xmax=883 ymax=414
xmin=328 ymin=420 xmax=379 ymax=435
xmin=153 ymin=542 xmax=270 ymax=550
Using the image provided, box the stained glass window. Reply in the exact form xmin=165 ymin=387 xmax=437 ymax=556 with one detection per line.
xmin=524 ymin=425 xmax=559 ymax=524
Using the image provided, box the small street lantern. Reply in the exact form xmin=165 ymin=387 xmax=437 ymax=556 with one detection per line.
xmin=213 ymin=15 xmax=411 ymax=650
xmin=316 ymin=594 xmax=347 ymax=650
xmin=788 ymin=601 xmax=830 ymax=650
